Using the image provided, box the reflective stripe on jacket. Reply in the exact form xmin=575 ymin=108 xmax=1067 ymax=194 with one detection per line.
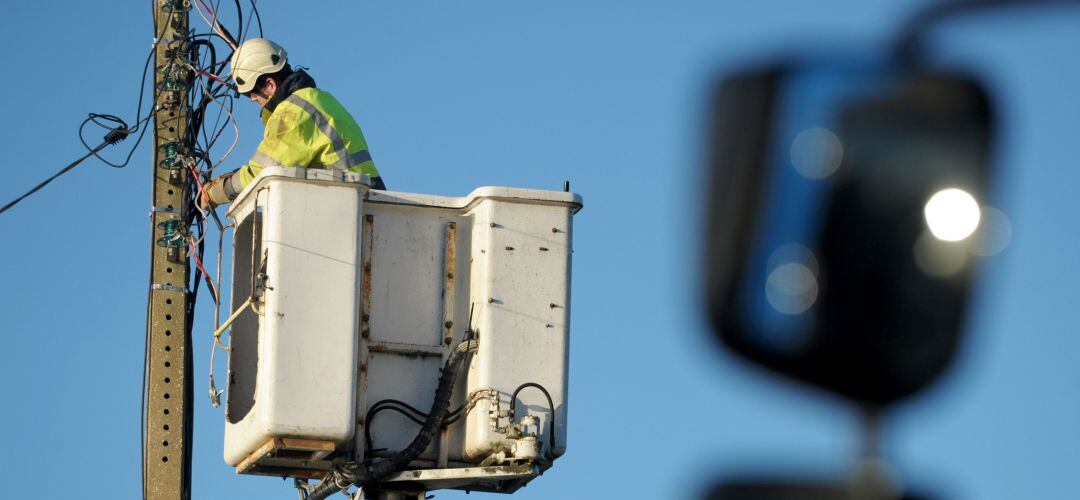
xmin=234 ymin=87 xmax=379 ymax=188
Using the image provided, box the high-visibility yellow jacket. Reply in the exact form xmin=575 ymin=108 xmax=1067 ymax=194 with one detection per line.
xmin=231 ymin=87 xmax=382 ymax=191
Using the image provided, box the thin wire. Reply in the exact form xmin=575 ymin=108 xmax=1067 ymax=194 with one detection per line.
xmin=193 ymin=0 xmax=239 ymax=48
xmin=0 ymin=111 xmax=148 ymax=215
xmin=241 ymin=0 xmax=262 ymax=40
xmin=184 ymin=58 xmax=240 ymax=172
xmin=199 ymin=93 xmax=234 ymax=166
xmin=231 ymin=0 xmax=244 ymax=46
xmin=250 ymin=0 xmax=263 ymax=37
xmin=79 ymin=112 xmax=154 ymax=168
xmin=193 ymin=67 xmax=241 ymax=169
xmin=80 ymin=39 xmax=158 ymax=169
xmin=206 ymin=91 xmax=235 ymax=154
xmin=185 ymin=49 xmax=239 ymax=171
xmin=1 ymin=138 xmax=109 ymax=215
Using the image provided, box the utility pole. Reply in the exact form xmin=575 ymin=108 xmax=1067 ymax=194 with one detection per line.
xmin=145 ymin=1 xmax=192 ymax=498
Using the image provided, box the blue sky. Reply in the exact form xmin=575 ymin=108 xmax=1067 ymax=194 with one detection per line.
xmin=1 ymin=1 xmax=1078 ymax=499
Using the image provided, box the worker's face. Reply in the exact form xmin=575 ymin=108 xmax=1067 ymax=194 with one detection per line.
xmin=247 ymin=77 xmax=278 ymax=108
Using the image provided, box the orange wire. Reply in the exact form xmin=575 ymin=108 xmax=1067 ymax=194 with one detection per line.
xmin=198 ymin=68 xmax=231 ymax=87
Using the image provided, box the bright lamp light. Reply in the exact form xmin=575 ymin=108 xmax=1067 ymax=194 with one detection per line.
xmin=924 ymin=188 xmax=981 ymax=241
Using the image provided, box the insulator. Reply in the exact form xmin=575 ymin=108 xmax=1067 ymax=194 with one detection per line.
xmin=156 ymin=219 xmax=186 ymax=248
xmin=157 ymin=76 xmax=189 ymax=92
xmin=158 ymin=141 xmax=186 ymax=170
xmin=157 ymin=62 xmax=191 ymax=92
xmin=160 ymin=0 xmax=192 ymax=12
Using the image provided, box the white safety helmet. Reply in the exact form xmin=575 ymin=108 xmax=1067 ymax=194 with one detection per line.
xmin=230 ymin=38 xmax=288 ymax=94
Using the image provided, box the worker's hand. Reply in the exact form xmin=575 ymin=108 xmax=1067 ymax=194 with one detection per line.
xmin=199 ymin=174 xmax=232 ymax=210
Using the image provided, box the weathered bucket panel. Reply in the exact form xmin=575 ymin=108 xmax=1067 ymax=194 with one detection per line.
xmin=222 ymin=167 xmax=582 ymax=488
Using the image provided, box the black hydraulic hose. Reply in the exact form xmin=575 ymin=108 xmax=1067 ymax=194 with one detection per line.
xmin=510 ymin=382 xmax=557 ymax=461
xmin=364 ymin=406 xmax=426 ymax=452
xmin=364 ymin=400 xmax=469 ymax=454
xmin=306 ymin=333 xmax=475 ymax=500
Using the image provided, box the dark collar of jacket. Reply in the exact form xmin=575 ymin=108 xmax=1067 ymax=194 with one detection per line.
xmin=263 ymin=69 xmax=317 ymax=115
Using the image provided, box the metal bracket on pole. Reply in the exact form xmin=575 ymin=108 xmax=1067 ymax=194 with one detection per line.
xmin=151 ymin=284 xmax=189 ymax=293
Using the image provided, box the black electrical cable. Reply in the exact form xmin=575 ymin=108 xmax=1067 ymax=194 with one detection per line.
xmin=209 ymin=6 xmax=240 ymax=49
xmin=232 ymin=0 xmax=244 ymax=45
xmin=187 ymin=33 xmax=238 ymax=173
xmin=140 ymin=248 xmax=153 ymax=500
xmin=78 ymin=113 xmax=150 ymax=169
xmin=249 ymin=0 xmax=263 ymax=37
xmin=200 ymin=91 xmax=236 ymax=157
xmin=180 ymin=190 xmax=199 ymax=499
xmin=187 ymin=32 xmax=237 ymax=54
xmin=86 ymin=36 xmax=159 ymax=170
xmin=186 ymin=170 xmax=215 ymax=300
xmin=187 ymin=32 xmax=232 ymax=42
xmin=239 ymin=0 xmax=261 ymax=41
xmin=0 ymin=119 xmax=132 ymax=216
xmin=190 ymin=39 xmax=218 ymax=84
xmin=183 ymin=209 xmax=198 ymax=499
xmin=188 ymin=40 xmax=219 ymax=149
xmin=185 ymin=34 xmax=233 ymax=238
xmin=191 ymin=96 xmax=214 ymax=150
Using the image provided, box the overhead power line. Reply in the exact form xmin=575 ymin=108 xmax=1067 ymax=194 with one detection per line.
xmin=0 ymin=117 xmax=138 ymax=216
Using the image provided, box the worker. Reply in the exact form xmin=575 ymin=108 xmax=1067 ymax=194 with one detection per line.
xmin=200 ymin=38 xmax=384 ymax=209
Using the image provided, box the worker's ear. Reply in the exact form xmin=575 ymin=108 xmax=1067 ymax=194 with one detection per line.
xmin=262 ymin=77 xmax=278 ymax=98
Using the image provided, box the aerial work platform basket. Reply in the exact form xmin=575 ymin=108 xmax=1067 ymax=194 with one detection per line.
xmin=221 ymin=167 xmax=581 ymax=493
